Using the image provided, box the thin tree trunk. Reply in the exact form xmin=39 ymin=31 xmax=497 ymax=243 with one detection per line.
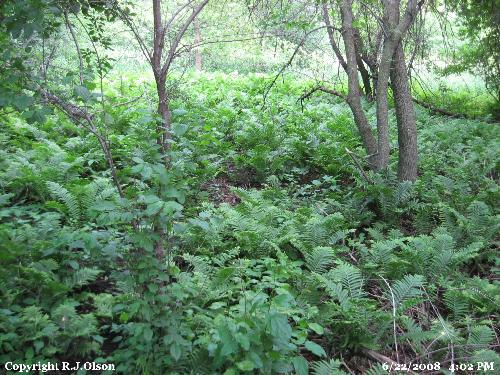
xmin=354 ymin=31 xmax=373 ymax=100
xmin=391 ymin=44 xmax=418 ymax=181
xmin=64 ymin=11 xmax=84 ymax=85
xmin=155 ymin=75 xmax=171 ymax=154
xmin=374 ymin=1 xmax=401 ymax=171
xmin=152 ymin=0 xmax=170 ymax=154
xmin=340 ymin=0 xmax=378 ymax=168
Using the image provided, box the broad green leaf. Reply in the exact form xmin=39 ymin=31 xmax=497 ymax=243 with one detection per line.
xmin=308 ymin=323 xmax=324 ymax=335
xmin=143 ymin=327 xmax=153 ymax=342
xmin=170 ymin=342 xmax=182 ymax=361
xmin=292 ymin=356 xmax=308 ymax=375
xmin=236 ymin=360 xmax=254 ymax=372
xmin=145 ymin=201 xmax=164 ymax=216
xmin=305 ymin=340 xmax=327 ymax=357
xmin=269 ymin=311 xmax=292 ymax=342
xmin=218 ymin=322 xmax=238 ymax=356
xmin=163 ymin=201 xmax=183 ymax=215
xmin=172 ymin=123 xmax=189 ymax=137
xmin=74 ymin=85 xmax=91 ymax=101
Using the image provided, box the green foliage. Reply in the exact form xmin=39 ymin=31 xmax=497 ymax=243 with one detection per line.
xmin=1 ymin=72 xmax=498 ymax=374
xmin=444 ymin=0 xmax=500 ymax=106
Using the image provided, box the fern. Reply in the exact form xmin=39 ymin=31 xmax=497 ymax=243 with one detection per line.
xmin=65 ymin=268 xmax=101 ymax=288
xmin=311 ymin=359 xmax=347 ymax=375
xmin=305 ymin=247 xmax=335 ymax=274
xmin=388 ymin=274 xmax=424 ymax=308
xmin=443 ymin=290 xmax=468 ymax=320
xmin=400 ymin=316 xmax=435 ymax=350
xmin=365 ymin=363 xmax=389 ymax=375
xmin=82 ymin=177 xmax=117 ymax=212
xmin=46 ymin=181 xmax=81 ymax=221
xmin=393 ymin=181 xmax=414 ymax=205
xmin=329 ymin=263 xmax=365 ymax=299
xmin=317 ymin=274 xmax=351 ymax=309
xmin=466 ymin=325 xmax=494 ymax=351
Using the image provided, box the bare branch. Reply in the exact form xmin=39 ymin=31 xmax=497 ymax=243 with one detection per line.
xmin=161 ymin=0 xmax=210 ymax=77
xmin=298 ymin=85 xmax=346 ymax=105
xmin=64 ymin=10 xmax=84 ymax=85
xmin=322 ymin=2 xmax=347 ymax=71
xmin=114 ymin=7 xmax=153 ymax=64
xmin=263 ymin=26 xmax=328 ymax=105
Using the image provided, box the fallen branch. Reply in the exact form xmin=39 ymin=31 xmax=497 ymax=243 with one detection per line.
xmin=412 ymin=97 xmax=467 ymax=118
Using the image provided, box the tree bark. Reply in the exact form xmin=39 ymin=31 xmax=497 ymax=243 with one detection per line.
xmin=155 ymin=74 xmax=171 ymax=154
xmin=340 ymin=0 xmax=378 ymax=168
xmin=390 ymin=42 xmax=418 ymax=180
xmin=152 ymin=0 xmax=169 ymax=155
xmin=374 ymin=1 xmax=401 ymax=171
xmin=353 ymin=30 xmax=373 ymax=100
xmin=151 ymin=0 xmax=209 ymax=155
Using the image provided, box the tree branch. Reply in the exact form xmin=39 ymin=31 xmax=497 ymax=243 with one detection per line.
xmin=263 ymin=26 xmax=328 ymax=105
xmin=322 ymin=2 xmax=347 ymax=71
xmin=64 ymin=10 xmax=84 ymax=85
xmin=298 ymin=85 xmax=347 ymax=110
xmin=161 ymin=0 xmax=210 ymax=77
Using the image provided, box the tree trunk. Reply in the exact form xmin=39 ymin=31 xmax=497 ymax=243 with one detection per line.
xmin=374 ymin=0 xmax=401 ymax=171
xmin=353 ymin=30 xmax=373 ymax=100
xmin=155 ymin=74 xmax=171 ymax=153
xmin=340 ymin=0 xmax=378 ymax=169
xmin=194 ymin=18 xmax=202 ymax=70
xmin=391 ymin=43 xmax=418 ymax=181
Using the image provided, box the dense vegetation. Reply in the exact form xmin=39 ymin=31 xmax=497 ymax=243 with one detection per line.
xmin=0 ymin=1 xmax=498 ymax=374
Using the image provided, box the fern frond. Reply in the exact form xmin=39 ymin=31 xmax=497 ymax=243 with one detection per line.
xmin=329 ymin=263 xmax=365 ymax=299
xmin=311 ymin=359 xmax=347 ymax=375
xmin=365 ymin=363 xmax=389 ymax=375
xmin=467 ymin=325 xmax=494 ymax=350
xmin=65 ymin=268 xmax=101 ymax=288
xmin=443 ymin=290 xmax=468 ymax=320
xmin=305 ymin=247 xmax=335 ymax=274
xmin=317 ymin=274 xmax=351 ymax=309
xmin=46 ymin=181 xmax=81 ymax=221
xmin=389 ymin=274 xmax=424 ymax=307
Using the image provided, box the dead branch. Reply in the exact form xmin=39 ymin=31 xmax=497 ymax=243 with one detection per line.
xmin=345 ymin=147 xmax=373 ymax=184
xmin=262 ymin=25 xmax=328 ymax=106
xmin=298 ymin=85 xmax=347 ymax=111
xmin=40 ymin=89 xmax=94 ymax=122
xmin=39 ymin=89 xmax=124 ymax=198
xmin=412 ymin=97 xmax=468 ymax=118
xmin=64 ymin=10 xmax=84 ymax=85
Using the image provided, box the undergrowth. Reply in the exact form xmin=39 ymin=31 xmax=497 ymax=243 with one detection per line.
xmin=0 ymin=74 xmax=498 ymax=374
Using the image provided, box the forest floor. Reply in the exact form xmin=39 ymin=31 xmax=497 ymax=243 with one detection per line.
xmin=0 ymin=73 xmax=498 ymax=374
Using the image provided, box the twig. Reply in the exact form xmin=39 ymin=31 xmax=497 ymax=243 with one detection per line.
xmin=340 ymin=354 xmax=355 ymax=375
xmin=412 ymin=97 xmax=467 ymax=118
xmin=381 ymin=275 xmax=400 ymax=364
xmin=64 ymin=10 xmax=84 ymax=85
xmin=345 ymin=147 xmax=373 ymax=184
xmin=298 ymin=85 xmax=346 ymax=110
xmin=262 ymin=26 xmax=328 ymax=106
xmin=100 ymin=93 xmax=144 ymax=110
